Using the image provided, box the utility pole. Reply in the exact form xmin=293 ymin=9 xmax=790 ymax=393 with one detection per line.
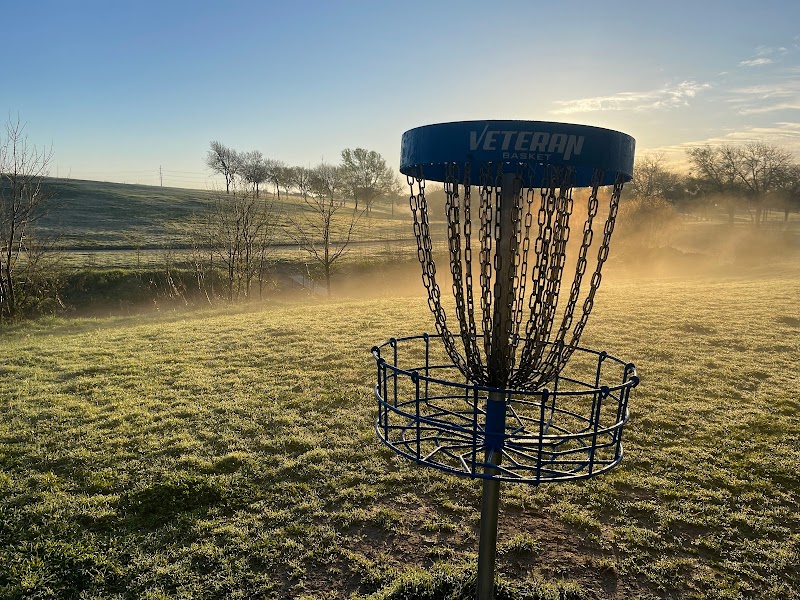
xmin=159 ymin=165 xmax=163 ymax=187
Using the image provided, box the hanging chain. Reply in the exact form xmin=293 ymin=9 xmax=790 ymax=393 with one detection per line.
xmin=409 ymin=165 xmax=625 ymax=390
xmin=408 ymin=170 xmax=467 ymax=378
xmin=461 ymin=164 xmax=481 ymax=380
xmin=512 ymin=167 xmax=535 ymax=345
xmin=526 ymin=169 xmax=603 ymax=387
xmin=478 ymin=165 xmax=495 ymax=363
xmin=446 ymin=164 xmax=484 ymax=382
xmin=517 ymin=166 xmax=559 ymax=381
xmin=560 ymin=174 xmax=625 ymax=360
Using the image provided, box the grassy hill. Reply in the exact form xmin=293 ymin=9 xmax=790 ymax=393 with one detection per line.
xmin=25 ymin=178 xmax=800 ymax=268
xmin=0 ymin=266 xmax=798 ymax=599
xmin=38 ymin=179 xmax=219 ymax=250
xmin=36 ymin=179 xmax=409 ymax=250
xmin=29 ymin=179 xmax=416 ymax=272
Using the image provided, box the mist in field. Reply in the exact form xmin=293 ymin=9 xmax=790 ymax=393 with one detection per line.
xmin=328 ymin=191 xmax=800 ymax=308
xmin=9 ymin=163 xmax=791 ymax=326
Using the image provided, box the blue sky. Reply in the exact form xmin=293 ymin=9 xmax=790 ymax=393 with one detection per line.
xmin=3 ymin=0 xmax=799 ymax=188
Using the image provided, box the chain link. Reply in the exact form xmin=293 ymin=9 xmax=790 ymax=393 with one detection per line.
xmin=408 ymin=164 xmax=625 ymax=390
xmin=408 ymin=170 xmax=467 ymax=378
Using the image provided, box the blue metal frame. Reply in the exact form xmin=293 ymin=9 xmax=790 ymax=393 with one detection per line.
xmin=400 ymin=120 xmax=635 ymax=186
xmin=371 ymin=333 xmax=639 ymax=484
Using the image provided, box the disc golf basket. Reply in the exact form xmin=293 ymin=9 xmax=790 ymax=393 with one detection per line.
xmin=370 ymin=121 xmax=640 ymax=600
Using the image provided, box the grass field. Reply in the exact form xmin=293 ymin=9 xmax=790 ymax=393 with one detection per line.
xmin=37 ymin=179 xmax=413 ymax=257
xmin=1 ymin=257 xmax=798 ymax=599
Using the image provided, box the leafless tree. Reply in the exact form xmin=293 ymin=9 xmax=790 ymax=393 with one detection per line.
xmin=290 ymin=162 xmax=364 ymax=296
xmin=785 ymin=164 xmax=800 ymax=221
xmin=292 ymin=166 xmax=314 ymax=201
xmin=265 ymin=159 xmax=290 ymax=200
xmin=767 ymin=163 xmax=800 ymax=222
xmin=241 ymin=150 xmax=269 ymax=197
xmin=191 ymin=184 xmax=278 ymax=301
xmin=687 ymin=143 xmax=795 ymax=226
xmin=686 ymin=145 xmax=742 ymax=223
xmin=0 ymin=118 xmax=57 ymax=320
xmin=205 ymin=141 xmax=241 ymax=194
xmin=340 ymin=148 xmax=398 ymax=214
xmin=629 ymin=153 xmax=684 ymax=201
xmin=735 ymin=142 xmax=794 ymax=226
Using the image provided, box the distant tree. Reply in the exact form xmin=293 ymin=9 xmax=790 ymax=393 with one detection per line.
xmin=734 ymin=142 xmax=794 ymax=226
xmin=280 ymin=165 xmax=294 ymax=198
xmin=340 ymin=148 xmax=398 ymax=214
xmin=687 ymin=143 xmax=795 ymax=226
xmin=265 ymin=159 xmax=289 ymax=200
xmin=292 ymin=166 xmax=314 ymax=201
xmin=629 ymin=153 xmax=684 ymax=201
xmin=769 ymin=163 xmax=800 ymax=222
xmin=241 ymin=150 xmax=269 ymax=197
xmin=0 ymin=118 xmax=58 ymax=320
xmin=191 ymin=183 xmax=278 ymax=301
xmin=290 ymin=162 xmax=363 ymax=296
xmin=205 ymin=141 xmax=241 ymax=194
xmin=415 ymin=182 xmax=447 ymax=219
xmin=686 ymin=145 xmax=742 ymax=223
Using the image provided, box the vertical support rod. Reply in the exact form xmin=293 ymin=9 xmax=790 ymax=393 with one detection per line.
xmin=477 ymin=172 xmax=520 ymax=600
xmin=477 ymin=390 xmax=505 ymax=600
xmin=488 ymin=173 xmax=520 ymax=386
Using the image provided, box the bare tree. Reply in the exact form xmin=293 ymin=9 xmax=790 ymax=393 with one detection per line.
xmin=280 ymin=165 xmax=294 ymax=198
xmin=290 ymin=162 xmax=363 ymax=296
xmin=735 ymin=142 xmax=794 ymax=226
xmin=687 ymin=143 xmax=795 ymax=226
xmin=340 ymin=148 xmax=398 ymax=214
xmin=241 ymin=150 xmax=269 ymax=197
xmin=766 ymin=163 xmax=800 ymax=222
xmin=205 ymin=141 xmax=241 ymax=194
xmin=265 ymin=159 xmax=289 ymax=200
xmin=191 ymin=184 xmax=278 ymax=301
xmin=686 ymin=145 xmax=742 ymax=223
xmin=629 ymin=153 xmax=684 ymax=201
xmin=292 ymin=166 xmax=314 ymax=201
xmin=0 ymin=118 xmax=57 ymax=320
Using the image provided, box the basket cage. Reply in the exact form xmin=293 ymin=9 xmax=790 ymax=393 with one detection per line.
xmin=371 ymin=333 xmax=638 ymax=484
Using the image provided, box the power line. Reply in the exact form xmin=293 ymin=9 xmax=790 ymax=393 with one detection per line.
xmin=162 ymin=169 xmax=210 ymax=175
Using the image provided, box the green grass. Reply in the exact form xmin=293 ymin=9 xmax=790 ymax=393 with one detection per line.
xmin=31 ymin=177 xmax=800 ymax=276
xmin=36 ymin=179 xmax=415 ymax=257
xmin=38 ymin=179 xmax=217 ymax=250
xmin=0 ymin=264 xmax=799 ymax=598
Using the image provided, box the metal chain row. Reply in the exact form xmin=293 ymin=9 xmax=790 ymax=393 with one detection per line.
xmin=408 ymin=169 xmax=468 ymax=379
xmin=513 ymin=169 xmax=601 ymax=387
xmin=407 ymin=164 xmax=625 ymax=390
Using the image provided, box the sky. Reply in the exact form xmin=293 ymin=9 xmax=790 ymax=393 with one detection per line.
xmin=3 ymin=0 xmax=799 ymax=189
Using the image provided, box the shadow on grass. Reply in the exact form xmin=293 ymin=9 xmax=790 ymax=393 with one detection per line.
xmin=366 ymin=565 xmax=583 ymax=600
xmin=118 ymin=473 xmax=228 ymax=525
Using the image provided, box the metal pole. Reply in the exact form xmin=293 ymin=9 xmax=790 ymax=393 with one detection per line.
xmin=477 ymin=392 xmax=504 ymax=600
xmin=476 ymin=172 xmax=519 ymax=600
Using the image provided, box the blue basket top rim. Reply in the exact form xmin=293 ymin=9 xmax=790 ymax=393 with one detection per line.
xmin=400 ymin=120 xmax=635 ymax=187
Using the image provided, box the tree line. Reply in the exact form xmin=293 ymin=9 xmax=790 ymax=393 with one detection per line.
xmin=205 ymin=141 xmax=400 ymax=213
xmin=628 ymin=142 xmax=800 ymax=226
xmin=199 ymin=141 xmax=401 ymax=300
